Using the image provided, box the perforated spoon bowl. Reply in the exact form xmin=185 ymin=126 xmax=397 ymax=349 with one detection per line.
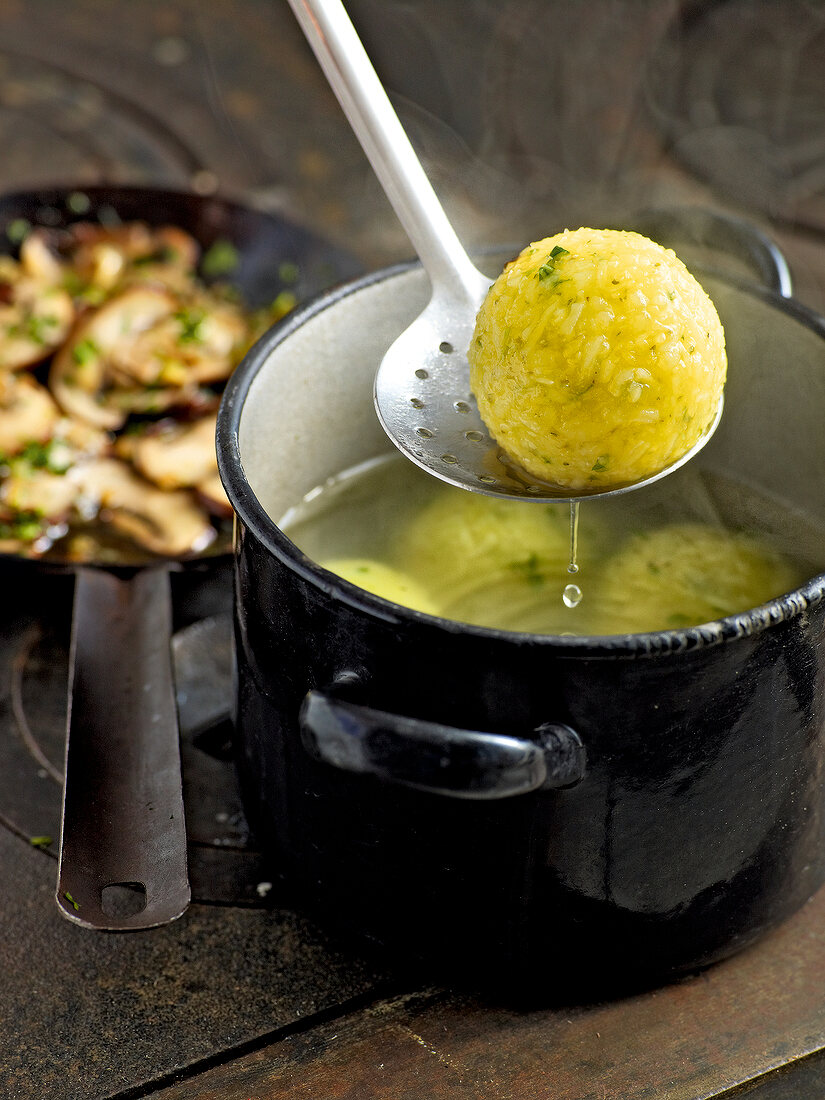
xmin=287 ymin=0 xmax=722 ymax=503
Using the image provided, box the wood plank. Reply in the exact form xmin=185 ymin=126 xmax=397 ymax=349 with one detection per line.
xmin=0 ymin=828 xmax=388 ymax=1100
xmin=149 ymin=884 xmax=825 ymax=1099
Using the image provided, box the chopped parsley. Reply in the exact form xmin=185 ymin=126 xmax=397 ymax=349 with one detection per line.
xmin=537 ymin=245 xmax=570 ymax=284
xmin=201 ymin=239 xmax=240 ymax=278
xmin=7 ymin=313 xmax=59 ymax=345
xmin=132 ymin=245 xmax=180 ymax=266
xmin=29 ymin=835 xmax=53 ymax=849
xmin=0 ymin=512 xmax=46 ymax=542
xmin=591 ymin=456 xmax=610 ymax=472
xmin=175 ymin=308 xmax=207 ymax=344
xmin=278 ymin=260 xmax=300 ymax=285
xmin=270 ymin=290 xmax=297 ymax=319
xmin=19 ymin=439 xmax=72 ymax=474
xmin=5 ymin=217 xmax=30 ymax=245
xmin=67 ymin=191 xmax=91 ymax=214
xmin=63 ymin=891 xmax=80 ymax=911
xmin=72 ymin=337 xmax=100 ymax=366
xmin=667 ymin=613 xmax=693 ymax=627
xmin=509 ymin=553 xmax=546 ymax=587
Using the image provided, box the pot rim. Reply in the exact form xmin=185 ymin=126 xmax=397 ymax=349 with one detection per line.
xmin=217 ymin=260 xmax=825 ymax=658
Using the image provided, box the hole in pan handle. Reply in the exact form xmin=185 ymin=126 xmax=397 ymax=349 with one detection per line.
xmin=56 ymin=567 xmax=190 ymax=930
xmin=299 ymin=690 xmax=586 ymax=800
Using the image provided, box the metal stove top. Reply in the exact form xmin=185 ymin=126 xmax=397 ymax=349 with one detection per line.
xmin=0 ymin=572 xmax=270 ymax=910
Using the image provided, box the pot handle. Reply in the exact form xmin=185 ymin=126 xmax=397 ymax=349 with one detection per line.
xmin=299 ymin=690 xmax=586 ymax=800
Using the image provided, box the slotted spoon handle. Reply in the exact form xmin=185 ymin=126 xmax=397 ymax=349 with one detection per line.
xmin=56 ymin=566 xmax=190 ymax=930
xmin=287 ymin=0 xmax=484 ymax=305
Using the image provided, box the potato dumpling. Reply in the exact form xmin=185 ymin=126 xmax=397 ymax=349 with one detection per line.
xmin=468 ymin=228 xmax=727 ymax=491
xmin=392 ymin=488 xmax=600 ymax=633
xmin=319 ymin=557 xmax=438 ymax=615
xmin=595 ymin=522 xmax=804 ymax=634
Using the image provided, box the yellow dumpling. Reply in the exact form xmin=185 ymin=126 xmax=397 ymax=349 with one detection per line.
xmin=319 ymin=557 xmax=438 ymax=615
xmin=468 ymin=228 xmax=727 ymax=491
xmin=595 ymin=523 xmax=804 ymax=634
xmin=392 ymin=487 xmax=600 ymax=633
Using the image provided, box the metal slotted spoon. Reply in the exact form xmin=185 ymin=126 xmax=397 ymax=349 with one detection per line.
xmin=287 ymin=0 xmax=723 ymax=503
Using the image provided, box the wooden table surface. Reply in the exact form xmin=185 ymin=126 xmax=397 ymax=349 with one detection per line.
xmin=4 ymin=2 xmax=825 ymax=1097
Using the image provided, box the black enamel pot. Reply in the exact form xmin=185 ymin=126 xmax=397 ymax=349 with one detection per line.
xmin=218 ymin=214 xmax=825 ymax=991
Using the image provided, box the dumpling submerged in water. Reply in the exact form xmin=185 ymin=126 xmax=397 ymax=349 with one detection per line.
xmin=390 ymin=488 xmax=600 ymax=633
xmin=594 ymin=522 xmax=805 ymax=634
xmin=468 ymin=228 xmax=727 ymax=492
xmin=318 ymin=556 xmax=438 ymax=615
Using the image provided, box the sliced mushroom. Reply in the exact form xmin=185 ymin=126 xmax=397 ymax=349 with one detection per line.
xmin=0 ymin=272 xmax=75 ymax=369
xmin=0 ymin=374 xmax=62 ymax=454
xmin=0 ymin=406 xmax=115 ymax=537
xmin=49 ymin=284 xmax=177 ymax=429
xmin=195 ymin=471 xmax=233 ymax=518
xmin=116 ymin=413 xmax=218 ymax=490
xmin=70 ymin=456 xmax=216 ymax=557
xmin=23 ymin=222 xmax=202 ymax=297
xmin=53 ymin=416 xmax=112 ymax=457
xmin=1 ymin=464 xmax=79 ymax=522
xmin=19 ymin=229 xmax=65 ymax=284
xmin=108 ymin=382 xmax=219 ymax=418
xmin=110 ymin=292 xmax=248 ymax=387
xmin=68 ymin=223 xmax=200 ymax=293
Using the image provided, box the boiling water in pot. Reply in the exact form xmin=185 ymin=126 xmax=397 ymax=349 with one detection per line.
xmin=280 ymin=451 xmax=825 ymax=636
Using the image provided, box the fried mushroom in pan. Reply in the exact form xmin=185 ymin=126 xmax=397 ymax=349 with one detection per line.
xmin=20 ymin=222 xmax=201 ymax=299
xmin=0 ymin=257 xmax=74 ymax=369
xmin=0 ymin=212 xmax=283 ymax=560
xmin=71 ymin=457 xmax=216 ymax=558
xmin=50 ymin=284 xmax=249 ymax=430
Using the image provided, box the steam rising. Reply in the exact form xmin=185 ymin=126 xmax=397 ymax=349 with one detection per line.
xmin=347 ymin=0 xmax=825 ymax=260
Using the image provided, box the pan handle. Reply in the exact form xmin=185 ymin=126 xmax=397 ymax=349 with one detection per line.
xmin=299 ymin=690 xmax=586 ymax=800
xmin=56 ymin=566 xmax=190 ymax=929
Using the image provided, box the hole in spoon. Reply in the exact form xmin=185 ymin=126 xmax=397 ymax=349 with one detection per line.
xmin=101 ymin=881 xmax=147 ymax=918
xmin=414 ymin=368 xmax=428 ymax=380
xmin=439 ymin=341 xmax=454 ymax=354
xmin=410 ymin=397 xmax=425 ymax=409
xmin=416 ymin=427 xmax=434 ymax=438
xmin=465 ymin=430 xmax=484 ymax=442
xmin=454 ymin=401 xmax=470 ymax=413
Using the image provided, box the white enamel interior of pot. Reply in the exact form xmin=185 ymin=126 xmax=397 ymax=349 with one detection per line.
xmin=238 ymin=265 xmax=825 ymax=548
xmin=239 ymin=268 xmax=427 ymax=524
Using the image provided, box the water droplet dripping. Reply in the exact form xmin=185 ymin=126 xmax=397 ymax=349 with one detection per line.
xmin=563 ymin=583 xmax=583 ymax=609
xmin=568 ymin=501 xmax=580 ymax=574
